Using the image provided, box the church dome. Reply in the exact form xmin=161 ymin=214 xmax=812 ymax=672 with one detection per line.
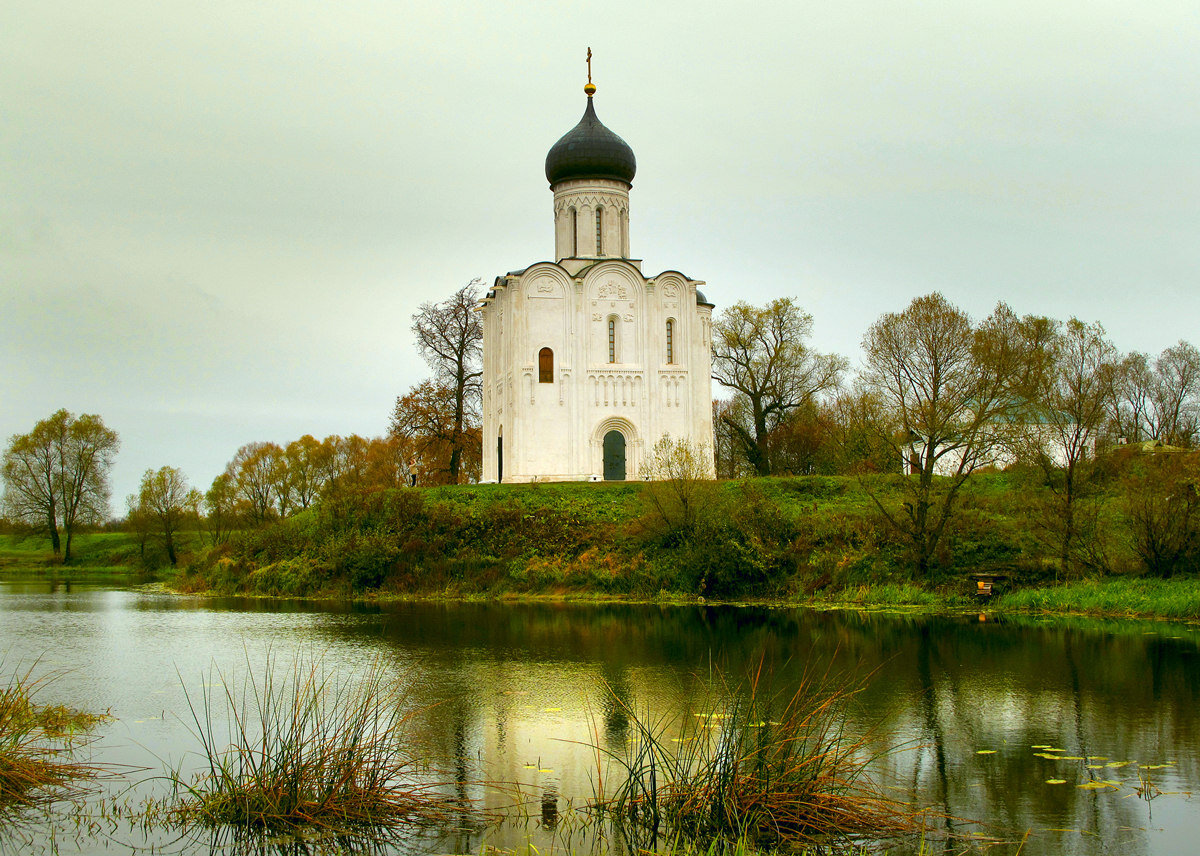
xmin=545 ymin=96 xmax=636 ymax=186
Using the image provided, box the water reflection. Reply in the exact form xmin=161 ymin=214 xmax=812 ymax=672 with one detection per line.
xmin=1 ymin=582 xmax=1198 ymax=855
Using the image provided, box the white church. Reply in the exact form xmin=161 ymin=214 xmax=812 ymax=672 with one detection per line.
xmin=480 ymin=70 xmax=715 ymax=482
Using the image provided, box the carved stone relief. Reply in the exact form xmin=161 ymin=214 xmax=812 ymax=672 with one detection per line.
xmin=597 ymin=281 xmax=628 ymax=300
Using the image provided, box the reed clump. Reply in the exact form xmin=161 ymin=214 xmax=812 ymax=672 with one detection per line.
xmin=593 ymin=662 xmax=925 ymax=852
xmin=166 ymin=652 xmax=473 ymax=838
xmin=1 ymin=662 xmax=107 ymax=809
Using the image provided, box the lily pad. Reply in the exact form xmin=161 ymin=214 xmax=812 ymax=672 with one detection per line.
xmin=1046 ymin=779 xmax=1068 ymax=785
xmin=976 ymin=750 xmax=997 ymax=755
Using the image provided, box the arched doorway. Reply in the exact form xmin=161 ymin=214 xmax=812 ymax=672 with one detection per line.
xmin=603 ymin=430 xmax=626 ymax=481
xmin=497 ymin=427 xmax=504 ymax=483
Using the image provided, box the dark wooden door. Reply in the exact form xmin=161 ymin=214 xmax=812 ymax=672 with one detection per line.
xmin=603 ymin=430 xmax=626 ymax=481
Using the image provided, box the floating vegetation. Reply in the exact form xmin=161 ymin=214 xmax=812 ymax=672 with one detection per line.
xmin=158 ymin=651 xmax=480 ymax=843
xmin=589 ymin=661 xmax=932 ymax=852
xmin=1077 ymin=781 xmax=1120 ymax=790
xmin=0 ymin=660 xmax=108 ymax=812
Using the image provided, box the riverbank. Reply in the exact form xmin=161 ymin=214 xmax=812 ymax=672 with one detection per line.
xmin=4 ymin=472 xmax=1197 ymax=621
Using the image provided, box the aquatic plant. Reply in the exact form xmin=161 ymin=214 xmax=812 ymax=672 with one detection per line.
xmin=0 ymin=661 xmax=106 ymax=811
xmin=164 ymin=651 xmax=476 ymax=839
xmin=590 ymin=661 xmax=927 ymax=853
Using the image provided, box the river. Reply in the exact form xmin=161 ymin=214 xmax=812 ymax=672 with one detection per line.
xmin=1 ymin=577 xmax=1197 ymax=855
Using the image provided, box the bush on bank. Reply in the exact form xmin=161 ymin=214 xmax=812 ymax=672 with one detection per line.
xmin=167 ymin=467 xmax=1196 ymax=610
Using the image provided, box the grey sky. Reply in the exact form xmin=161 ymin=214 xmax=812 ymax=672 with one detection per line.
xmin=3 ymin=1 xmax=1198 ymax=509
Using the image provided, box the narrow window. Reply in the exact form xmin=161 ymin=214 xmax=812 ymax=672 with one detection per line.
xmin=538 ymin=347 xmax=554 ymax=383
xmin=608 ymin=317 xmax=616 ymax=363
xmin=570 ymin=208 xmax=577 ymax=256
xmin=595 ymin=207 xmax=603 ymax=255
xmin=666 ymin=319 xmax=675 ymax=364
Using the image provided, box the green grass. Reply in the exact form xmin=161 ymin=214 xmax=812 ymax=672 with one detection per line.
xmin=994 ymin=575 xmax=1200 ymax=620
xmin=807 ymin=582 xmax=956 ymax=609
xmin=0 ymin=532 xmax=141 ymax=571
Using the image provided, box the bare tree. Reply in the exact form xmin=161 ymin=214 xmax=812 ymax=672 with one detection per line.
xmin=408 ymin=280 xmax=484 ymax=483
xmin=1107 ymin=341 xmax=1200 ymax=447
xmin=1149 ymin=340 xmax=1200 ymax=447
xmin=1107 ymin=351 xmax=1153 ymax=443
xmin=711 ymin=298 xmax=847 ymax=476
xmin=2 ymin=409 xmax=119 ymax=561
xmin=1020 ymin=318 xmax=1117 ymax=578
xmin=858 ymin=295 xmax=1044 ymax=576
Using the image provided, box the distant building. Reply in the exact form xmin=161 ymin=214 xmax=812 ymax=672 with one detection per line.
xmin=480 ymin=69 xmax=715 ymax=482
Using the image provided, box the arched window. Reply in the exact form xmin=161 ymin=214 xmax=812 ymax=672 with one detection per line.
xmin=665 ymin=319 xmax=675 ymax=364
xmin=607 ymin=316 xmax=617 ymax=364
xmin=538 ymin=347 xmax=554 ymax=383
xmin=570 ymin=208 xmax=577 ymax=256
xmin=595 ymin=207 xmax=603 ymax=255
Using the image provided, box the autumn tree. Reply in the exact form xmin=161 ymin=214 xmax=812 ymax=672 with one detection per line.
xmin=406 ymin=280 xmax=484 ymax=483
xmin=858 ymin=295 xmax=1046 ymax=576
xmin=711 ymin=298 xmax=847 ymax=476
xmin=365 ymin=435 xmax=415 ymax=490
xmin=283 ymin=434 xmax=326 ymax=511
xmin=204 ymin=472 xmax=239 ymax=545
xmin=135 ymin=466 xmax=201 ymax=566
xmin=390 ymin=381 xmax=482 ymax=484
xmin=224 ymin=442 xmax=284 ymax=525
xmin=1 ymin=409 xmax=119 ymax=561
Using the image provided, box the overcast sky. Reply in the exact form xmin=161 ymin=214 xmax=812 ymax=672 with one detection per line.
xmin=3 ymin=1 xmax=1198 ymax=510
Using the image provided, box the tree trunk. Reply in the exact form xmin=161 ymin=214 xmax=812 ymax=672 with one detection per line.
xmin=48 ymin=511 xmax=61 ymax=557
xmin=752 ymin=404 xmax=771 ymax=477
xmin=63 ymin=529 xmax=73 ymax=563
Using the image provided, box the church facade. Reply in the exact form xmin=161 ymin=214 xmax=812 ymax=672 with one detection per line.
xmin=480 ymin=77 xmax=715 ymax=482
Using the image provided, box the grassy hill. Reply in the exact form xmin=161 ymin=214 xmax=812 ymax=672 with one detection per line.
xmin=173 ymin=474 xmax=1057 ymax=601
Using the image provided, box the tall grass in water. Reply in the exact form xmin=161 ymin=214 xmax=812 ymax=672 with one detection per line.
xmin=592 ymin=661 xmax=925 ymax=853
xmin=1 ymin=662 xmax=106 ymax=810
xmin=166 ymin=651 xmax=473 ymax=839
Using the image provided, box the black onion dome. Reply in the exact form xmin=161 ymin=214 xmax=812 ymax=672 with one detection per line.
xmin=545 ymin=97 xmax=636 ymax=185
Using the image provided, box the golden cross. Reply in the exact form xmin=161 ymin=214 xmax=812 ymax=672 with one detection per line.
xmin=586 ymin=47 xmax=592 ymax=85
